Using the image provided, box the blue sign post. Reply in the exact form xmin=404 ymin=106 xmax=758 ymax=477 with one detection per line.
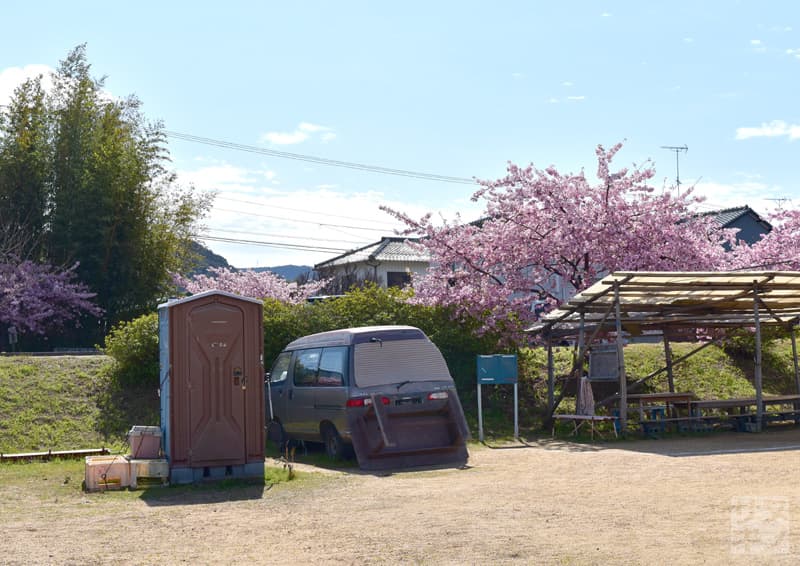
xmin=476 ymin=354 xmax=519 ymax=441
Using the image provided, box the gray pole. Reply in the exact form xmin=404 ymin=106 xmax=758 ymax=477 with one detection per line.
xmin=791 ymin=324 xmax=800 ymax=396
xmin=575 ymin=310 xmax=586 ymax=413
xmin=615 ymin=282 xmax=627 ymax=433
xmin=663 ymin=334 xmax=675 ymax=393
xmin=753 ymin=283 xmax=763 ymax=431
xmin=547 ymin=342 xmax=555 ymax=412
xmin=477 ymin=382 xmax=484 ymax=442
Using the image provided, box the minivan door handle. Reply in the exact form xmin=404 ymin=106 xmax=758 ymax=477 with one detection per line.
xmin=288 ymin=389 xmax=293 ymax=401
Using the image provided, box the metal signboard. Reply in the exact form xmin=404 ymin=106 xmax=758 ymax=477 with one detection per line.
xmin=476 ymin=354 xmax=519 ymax=441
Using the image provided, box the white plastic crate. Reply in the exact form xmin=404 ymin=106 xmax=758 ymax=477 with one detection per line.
xmin=128 ymin=458 xmax=169 ymax=489
xmin=84 ymin=455 xmax=130 ymax=491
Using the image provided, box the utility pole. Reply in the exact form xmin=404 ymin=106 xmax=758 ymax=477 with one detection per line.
xmin=661 ymin=145 xmax=688 ymax=194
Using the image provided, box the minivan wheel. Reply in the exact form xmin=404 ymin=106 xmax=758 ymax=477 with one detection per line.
xmin=322 ymin=425 xmax=344 ymax=460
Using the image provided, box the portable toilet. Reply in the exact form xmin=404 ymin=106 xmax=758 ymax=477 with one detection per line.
xmin=158 ymin=290 xmax=264 ymax=483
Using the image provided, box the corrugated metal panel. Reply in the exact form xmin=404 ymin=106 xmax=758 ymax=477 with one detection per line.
xmin=354 ymin=339 xmax=453 ymax=387
xmin=529 ymin=271 xmax=800 ymax=336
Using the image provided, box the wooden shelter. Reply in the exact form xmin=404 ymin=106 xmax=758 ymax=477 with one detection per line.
xmin=528 ymin=271 xmax=800 ymax=432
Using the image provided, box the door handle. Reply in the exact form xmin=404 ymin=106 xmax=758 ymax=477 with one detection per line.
xmin=288 ymin=389 xmax=294 ymax=401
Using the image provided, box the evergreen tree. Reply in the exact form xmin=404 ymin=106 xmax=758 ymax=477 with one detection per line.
xmin=0 ymin=45 xmax=210 ymax=345
xmin=0 ymin=76 xmax=51 ymax=259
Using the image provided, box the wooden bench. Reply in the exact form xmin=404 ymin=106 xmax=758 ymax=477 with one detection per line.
xmin=552 ymin=415 xmax=618 ymax=440
xmin=638 ymin=416 xmax=713 ymax=437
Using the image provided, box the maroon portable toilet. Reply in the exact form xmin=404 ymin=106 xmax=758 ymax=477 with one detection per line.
xmin=158 ymin=291 xmax=264 ymax=483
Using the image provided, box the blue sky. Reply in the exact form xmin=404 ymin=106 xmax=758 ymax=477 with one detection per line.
xmin=2 ymin=1 xmax=798 ymax=268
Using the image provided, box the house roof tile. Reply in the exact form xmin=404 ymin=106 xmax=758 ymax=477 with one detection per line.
xmin=314 ymin=237 xmax=430 ymax=269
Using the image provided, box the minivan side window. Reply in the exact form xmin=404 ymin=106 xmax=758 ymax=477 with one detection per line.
xmin=294 ymin=348 xmax=321 ymax=387
xmin=270 ymin=352 xmax=292 ymax=383
xmin=317 ymin=346 xmax=347 ymax=387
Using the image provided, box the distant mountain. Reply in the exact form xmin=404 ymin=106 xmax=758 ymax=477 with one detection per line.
xmin=249 ymin=265 xmax=314 ymax=282
xmin=185 ymin=243 xmax=312 ymax=282
xmin=188 ymin=242 xmax=232 ymax=275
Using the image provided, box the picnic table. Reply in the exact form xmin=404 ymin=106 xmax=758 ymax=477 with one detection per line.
xmin=690 ymin=394 xmax=800 ymax=431
xmin=625 ymin=392 xmax=695 ymax=420
xmin=621 ymin=392 xmax=699 ymax=436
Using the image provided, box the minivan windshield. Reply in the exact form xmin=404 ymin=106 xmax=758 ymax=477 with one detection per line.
xmin=353 ymin=338 xmax=453 ymax=387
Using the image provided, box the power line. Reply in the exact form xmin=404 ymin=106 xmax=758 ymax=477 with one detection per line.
xmin=216 ymin=196 xmax=399 ymax=228
xmin=205 ymin=227 xmax=366 ymax=245
xmin=200 ymin=235 xmax=348 ymax=253
xmin=165 ymin=130 xmax=477 ymax=185
xmin=213 ymin=206 xmax=396 ymax=232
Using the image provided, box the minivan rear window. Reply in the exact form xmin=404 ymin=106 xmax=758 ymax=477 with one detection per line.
xmin=353 ymin=338 xmax=453 ymax=387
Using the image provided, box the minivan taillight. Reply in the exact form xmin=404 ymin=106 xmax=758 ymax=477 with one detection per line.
xmin=346 ymin=396 xmax=391 ymax=407
xmin=428 ymin=391 xmax=449 ymax=400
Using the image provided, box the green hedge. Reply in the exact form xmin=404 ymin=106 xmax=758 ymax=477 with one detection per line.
xmin=101 ymin=286 xmax=502 ymax=398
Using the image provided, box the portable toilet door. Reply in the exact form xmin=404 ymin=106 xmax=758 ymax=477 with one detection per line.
xmin=159 ymin=290 xmax=264 ymax=483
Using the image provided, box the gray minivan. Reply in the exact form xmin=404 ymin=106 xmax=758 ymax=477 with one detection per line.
xmin=266 ymin=325 xmax=469 ymax=470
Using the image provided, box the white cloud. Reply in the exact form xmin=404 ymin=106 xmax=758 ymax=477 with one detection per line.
xmin=547 ymin=97 xmax=559 ymax=104
xmin=735 ymin=120 xmax=800 ymax=140
xmin=787 ymin=48 xmax=800 ymax=59
xmin=298 ymin=122 xmax=327 ymax=133
xmin=260 ymin=122 xmax=335 ymax=145
xmin=683 ymin=37 xmax=694 ymax=44
xmin=0 ymin=64 xmax=54 ymax=106
xmin=511 ymin=72 xmax=524 ymax=79
xmin=567 ymin=95 xmax=586 ymax=101
xmin=750 ymin=39 xmax=762 ymax=45
xmin=692 ymin=180 xmax=785 ymax=218
xmin=180 ymin=163 xmax=481 ymax=268
xmin=177 ymin=163 xmax=279 ymax=194
xmin=562 ymin=80 xmax=573 ymax=87
xmin=601 ymin=12 xmax=611 ymax=17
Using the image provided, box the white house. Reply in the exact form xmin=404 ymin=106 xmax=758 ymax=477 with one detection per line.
xmin=314 ymin=237 xmax=430 ymax=289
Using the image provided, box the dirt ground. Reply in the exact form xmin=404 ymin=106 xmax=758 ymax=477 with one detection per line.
xmin=2 ymin=429 xmax=800 ymax=565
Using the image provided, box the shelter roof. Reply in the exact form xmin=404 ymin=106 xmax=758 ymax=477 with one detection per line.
xmin=528 ymin=271 xmax=800 ymax=339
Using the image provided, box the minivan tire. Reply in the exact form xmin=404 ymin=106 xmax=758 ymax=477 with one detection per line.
xmin=322 ymin=424 xmax=344 ymax=460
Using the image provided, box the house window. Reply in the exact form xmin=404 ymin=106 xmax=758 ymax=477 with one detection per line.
xmin=386 ymin=271 xmax=411 ymax=288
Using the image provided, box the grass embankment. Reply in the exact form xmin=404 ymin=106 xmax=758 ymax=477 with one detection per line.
xmin=2 ymin=340 xmax=799 ymax=453
xmin=469 ymin=339 xmax=800 ymax=439
xmin=0 ymin=355 xmax=157 ymax=454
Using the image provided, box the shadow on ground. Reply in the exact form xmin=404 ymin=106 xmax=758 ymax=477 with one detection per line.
xmin=139 ymin=479 xmax=268 ymax=507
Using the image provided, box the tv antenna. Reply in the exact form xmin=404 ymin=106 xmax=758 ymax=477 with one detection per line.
xmin=661 ymin=145 xmax=688 ymax=194
xmin=766 ymin=197 xmax=790 ymax=210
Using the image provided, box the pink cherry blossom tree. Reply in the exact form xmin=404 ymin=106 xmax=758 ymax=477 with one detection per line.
xmin=384 ymin=143 xmax=740 ymax=341
xmin=0 ymin=260 xmax=102 ymax=335
xmin=729 ymin=208 xmax=800 ymax=270
xmin=173 ymin=267 xmax=328 ymax=304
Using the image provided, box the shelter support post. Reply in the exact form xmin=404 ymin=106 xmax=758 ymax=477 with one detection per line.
xmin=663 ymin=334 xmax=675 ymax=393
xmin=575 ymin=310 xmax=586 ymax=412
xmin=753 ymin=282 xmax=763 ymax=430
xmin=547 ymin=342 xmax=555 ymax=412
xmin=791 ymin=324 xmax=800 ymax=398
xmin=614 ymin=282 xmax=627 ymax=432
